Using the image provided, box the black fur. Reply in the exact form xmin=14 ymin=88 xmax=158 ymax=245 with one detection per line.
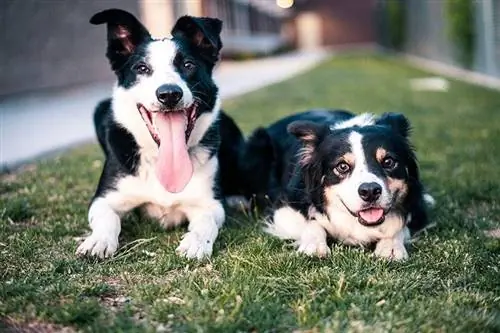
xmin=238 ymin=109 xmax=353 ymax=207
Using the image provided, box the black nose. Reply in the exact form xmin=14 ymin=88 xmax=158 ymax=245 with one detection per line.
xmin=358 ymin=182 xmax=382 ymax=202
xmin=156 ymin=84 xmax=183 ymax=107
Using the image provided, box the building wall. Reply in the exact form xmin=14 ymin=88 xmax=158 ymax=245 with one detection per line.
xmin=293 ymin=0 xmax=376 ymax=47
xmin=0 ymin=0 xmax=140 ymax=96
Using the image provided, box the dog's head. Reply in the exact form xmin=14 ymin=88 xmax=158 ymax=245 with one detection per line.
xmin=91 ymin=9 xmax=222 ymax=193
xmin=289 ymin=113 xmax=418 ymax=227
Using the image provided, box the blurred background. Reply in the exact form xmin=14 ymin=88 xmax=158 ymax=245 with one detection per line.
xmin=0 ymin=0 xmax=496 ymax=170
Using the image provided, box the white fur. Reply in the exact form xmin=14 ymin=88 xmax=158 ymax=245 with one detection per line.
xmin=265 ymin=206 xmax=330 ymax=257
xmin=266 ymin=205 xmax=408 ymax=260
xmin=423 ymin=193 xmax=436 ymax=207
xmin=331 ymin=113 xmax=375 ymax=130
xmin=76 ymin=198 xmax=121 ymax=258
xmin=373 ymin=227 xmax=409 ymax=260
xmin=133 ymin=40 xmax=193 ymax=111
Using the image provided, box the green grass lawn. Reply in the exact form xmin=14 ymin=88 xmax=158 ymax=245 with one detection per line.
xmin=1 ymin=55 xmax=499 ymax=332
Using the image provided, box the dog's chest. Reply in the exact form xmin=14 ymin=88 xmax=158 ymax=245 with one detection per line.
xmin=116 ymin=149 xmax=217 ymax=209
xmin=322 ymin=210 xmax=404 ymax=244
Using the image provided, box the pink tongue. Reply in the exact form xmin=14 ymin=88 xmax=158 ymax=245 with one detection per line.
xmin=155 ymin=112 xmax=193 ymax=193
xmin=359 ymin=208 xmax=384 ymax=224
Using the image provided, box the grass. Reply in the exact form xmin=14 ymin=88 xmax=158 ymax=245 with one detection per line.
xmin=1 ymin=54 xmax=500 ymax=332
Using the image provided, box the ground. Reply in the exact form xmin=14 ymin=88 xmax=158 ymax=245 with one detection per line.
xmin=1 ymin=55 xmax=499 ymax=332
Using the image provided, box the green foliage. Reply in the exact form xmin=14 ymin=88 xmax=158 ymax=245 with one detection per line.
xmin=446 ymin=0 xmax=475 ymax=68
xmin=387 ymin=0 xmax=406 ymax=50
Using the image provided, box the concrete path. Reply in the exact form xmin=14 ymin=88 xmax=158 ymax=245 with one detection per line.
xmin=0 ymin=49 xmax=329 ymax=170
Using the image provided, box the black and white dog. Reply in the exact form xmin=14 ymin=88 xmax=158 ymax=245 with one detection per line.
xmin=76 ymin=9 xmax=241 ymax=259
xmin=244 ymin=110 xmax=433 ymax=260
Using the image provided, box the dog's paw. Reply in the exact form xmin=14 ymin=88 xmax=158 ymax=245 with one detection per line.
xmin=176 ymin=232 xmax=213 ymax=260
xmin=297 ymin=241 xmax=330 ymax=258
xmin=374 ymin=239 xmax=408 ymax=261
xmin=76 ymin=234 xmax=118 ymax=259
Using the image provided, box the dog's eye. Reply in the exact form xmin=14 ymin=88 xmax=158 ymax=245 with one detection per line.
xmin=382 ymin=156 xmax=397 ymax=170
xmin=183 ymin=61 xmax=196 ymax=71
xmin=335 ymin=162 xmax=351 ymax=175
xmin=134 ymin=63 xmax=151 ymax=75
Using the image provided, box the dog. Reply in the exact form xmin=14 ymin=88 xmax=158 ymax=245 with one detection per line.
xmin=255 ymin=110 xmax=433 ymax=260
xmin=76 ymin=9 xmax=240 ymax=259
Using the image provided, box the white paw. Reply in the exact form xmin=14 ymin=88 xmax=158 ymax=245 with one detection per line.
xmin=297 ymin=241 xmax=330 ymax=258
xmin=76 ymin=234 xmax=118 ymax=259
xmin=176 ymin=232 xmax=213 ymax=260
xmin=374 ymin=240 xmax=408 ymax=261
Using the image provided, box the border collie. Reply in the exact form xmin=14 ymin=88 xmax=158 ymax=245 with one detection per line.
xmin=256 ymin=111 xmax=433 ymax=260
xmin=76 ymin=9 xmax=239 ymax=259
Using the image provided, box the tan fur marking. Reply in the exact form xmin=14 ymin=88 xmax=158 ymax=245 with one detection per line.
xmin=297 ymin=144 xmax=315 ymax=166
xmin=342 ymin=152 xmax=356 ymax=165
xmin=375 ymin=213 xmax=404 ymax=238
xmin=387 ymin=177 xmax=408 ymax=202
xmin=142 ymin=203 xmax=186 ymax=229
xmin=376 ymin=147 xmax=387 ymax=162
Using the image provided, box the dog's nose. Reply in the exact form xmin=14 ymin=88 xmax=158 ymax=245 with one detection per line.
xmin=156 ymin=84 xmax=183 ymax=107
xmin=358 ymin=182 xmax=382 ymax=202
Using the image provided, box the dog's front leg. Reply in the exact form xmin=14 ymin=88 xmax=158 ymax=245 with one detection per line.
xmin=374 ymin=226 xmax=410 ymax=260
xmin=76 ymin=193 xmax=139 ymax=259
xmin=176 ymin=200 xmax=225 ymax=259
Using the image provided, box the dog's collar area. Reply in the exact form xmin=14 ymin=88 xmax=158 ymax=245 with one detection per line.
xmin=137 ymin=104 xmax=197 ymax=145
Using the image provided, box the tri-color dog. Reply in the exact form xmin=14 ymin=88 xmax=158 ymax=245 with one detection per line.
xmin=242 ymin=110 xmax=433 ymax=260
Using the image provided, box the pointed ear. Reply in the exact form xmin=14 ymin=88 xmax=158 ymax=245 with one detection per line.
xmin=171 ymin=16 xmax=223 ymax=62
xmin=90 ymin=9 xmax=151 ymax=71
xmin=288 ymin=121 xmax=328 ymax=166
xmin=376 ymin=112 xmax=411 ymax=137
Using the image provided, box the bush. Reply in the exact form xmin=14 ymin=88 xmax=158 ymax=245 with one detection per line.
xmin=446 ymin=0 xmax=475 ymax=68
xmin=387 ymin=0 xmax=406 ymax=50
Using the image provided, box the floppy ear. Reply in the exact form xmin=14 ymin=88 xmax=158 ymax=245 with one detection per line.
xmin=90 ymin=9 xmax=151 ymax=71
xmin=288 ymin=121 xmax=328 ymax=166
xmin=376 ymin=112 xmax=411 ymax=138
xmin=171 ymin=16 xmax=223 ymax=62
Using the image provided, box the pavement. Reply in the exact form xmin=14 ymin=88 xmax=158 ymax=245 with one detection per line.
xmin=0 ymin=49 xmax=329 ymax=170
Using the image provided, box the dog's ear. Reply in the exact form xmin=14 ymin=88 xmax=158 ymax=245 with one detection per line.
xmin=171 ymin=16 xmax=223 ymax=62
xmin=288 ymin=121 xmax=328 ymax=165
xmin=376 ymin=112 xmax=411 ymax=138
xmin=90 ymin=9 xmax=151 ymax=71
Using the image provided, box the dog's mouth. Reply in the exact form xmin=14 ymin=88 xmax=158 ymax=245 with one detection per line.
xmin=138 ymin=104 xmax=197 ymax=145
xmin=339 ymin=198 xmax=388 ymax=227
xmin=137 ymin=104 xmax=198 ymax=194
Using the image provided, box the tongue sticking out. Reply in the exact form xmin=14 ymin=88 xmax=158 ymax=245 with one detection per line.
xmin=358 ymin=208 xmax=384 ymax=225
xmin=155 ymin=112 xmax=193 ymax=193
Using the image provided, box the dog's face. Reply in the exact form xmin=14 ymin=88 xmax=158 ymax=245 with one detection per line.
xmin=91 ymin=9 xmax=222 ymax=193
xmin=91 ymin=9 xmax=222 ymax=144
xmin=289 ymin=113 xmax=418 ymax=226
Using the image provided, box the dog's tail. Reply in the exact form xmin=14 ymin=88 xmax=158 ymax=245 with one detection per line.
xmin=264 ymin=206 xmax=308 ymax=241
